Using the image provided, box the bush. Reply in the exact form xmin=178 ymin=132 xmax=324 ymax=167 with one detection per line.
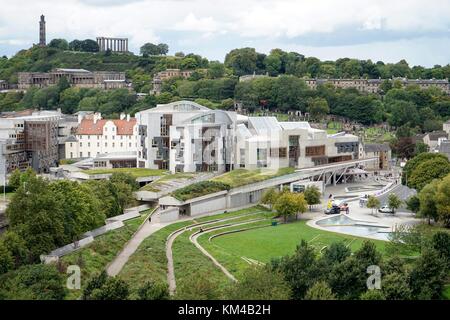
xmin=171 ymin=181 xmax=231 ymax=201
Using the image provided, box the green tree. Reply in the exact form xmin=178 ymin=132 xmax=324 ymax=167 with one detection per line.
xmin=409 ymin=248 xmax=446 ymax=299
xmin=409 ymin=157 xmax=450 ymax=191
xmin=382 ymin=272 xmax=412 ymax=300
xmin=224 ymin=47 xmax=258 ymax=76
xmin=366 ymin=196 xmax=380 ymax=214
xmin=0 ymin=231 xmax=29 ymax=268
xmin=360 ymin=290 xmax=386 ymax=300
xmin=110 ymin=172 xmax=139 ymax=191
xmin=0 ymin=242 xmax=13 ymax=274
xmin=354 ymin=240 xmax=381 ymax=267
xmin=303 ymin=186 xmax=321 ymax=210
xmin=304 ymin=281 xmax=336 ymax=300
xmin=292 ymin=192 xmax=308 ymax=220
xmin=402 ymin=153 xmax=447 ymax=185
xmin=48 ymin=38 xmax=69 ymax=50
xmin=226 ymin=266 xmax=291 ymax=300
xmin=0 ymin=264 xmax=66 ymax=300
xmin=418 ymin=180 xmax=439 ymax=224
xmin=307 ymin=97 xmax=330 ymax=121
xmin=207 ymin=61 xmax=225 ymax=79
xmin=387 ymin=193 xmax=402 ymax=213
xmin=272 ymin=240 xmax=319 ymax=299
xmin=274 ymin=192 xmax=298 ymax=222
xmin=406 ymin=195 xmax=420 ymax=213
xmin=260 ymin=188 xmax=278 ymax=210
xmin=328 ymin=257 xmax=366 ymax=299
xmin=321 ymin=242 xmax=351 ymax=265
xmin=137 ymin=281 xmax=169 ymax=300
xmin=430 ymin=232 xmax=450 ymax=268
xmin=83 ymin=271 xmax=129 ymax=300
xmin=435 ymin=173 xmax=450 ymax=227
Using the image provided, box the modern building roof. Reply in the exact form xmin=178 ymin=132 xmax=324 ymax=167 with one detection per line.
xmin=140 ymin=101 xmax=211 ymax=114
xmin=278 ymin=121 xmax=311 ymax=130
xmin=364 ymin=143 xmax=391 ymax=153
xmin=248 ymin=117 xmax=281 ymax=135
xmin=77 ymin=118 xmax=136 ymax=135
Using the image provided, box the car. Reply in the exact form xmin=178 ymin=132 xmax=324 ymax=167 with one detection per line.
xmin=378 ymin=206 xmax=394 ymax=214
xmin=324 ymin=205 xmax=341 ymax=215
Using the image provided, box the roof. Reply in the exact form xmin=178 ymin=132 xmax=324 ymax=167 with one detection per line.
xmin=77 ymin=118 xmax=136 ymax=135
xmin=364 ymin=143 xmax=391 ymax=153
xmin=140 ymin=100 xmax=211 ymax=114
xmin=64 ymin=135 xmax=78 ymax=143
xmin=279 ymin=121 xmax=311 ymax=130
xmin=426 ymin=131 xmax=448 ymax=141
xmin=439 ymin=141 xmax=450 ymax=154
xmin=54 ymin=68 xmax=90 ymax=73
xmin=248 ymin=117 xmax=281 ymax=135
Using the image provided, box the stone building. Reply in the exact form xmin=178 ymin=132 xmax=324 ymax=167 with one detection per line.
xmin=151 ymin=69 xmax=194 ymax=95
xmin=0 ymin=80 xmax=9 ymax=91
xmin=363 ymin=143 xmax=391 ymax=170
xmin=18 ymin=68 xmax=127 ymax=90
xmin=96 ymin=37 xmax=128 ymax=53
xmin=39 ymin=15 xmax=46 ymax=46
xmin=64 ymin=112 xmax=137 ymax=160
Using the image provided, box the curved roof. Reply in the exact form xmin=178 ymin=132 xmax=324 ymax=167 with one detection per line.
xmin=150 ymin=100 xmax=211 ymax=113
xmin=184 ymin=109 xmax=235 ymax=125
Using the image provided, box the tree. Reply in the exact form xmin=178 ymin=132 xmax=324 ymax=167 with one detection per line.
xmin=307 ymin=97 xmax=330 ymax=121
xmin=409 ymin=248 xmax=446 ymax=299
xmin=292 ymin=192 xmax=308 ymax=219
xmin=328 ymin=257 xmax=366 ymax=299
xmin=110 ymin=172 xmax=139 ymax=191
xmin=321 ymin=242 xmax=351 ymax=265
xmin=382 ymin=272 xmax=412 ymax=300
xmin=0 ymin=231 xmax=29 ymax=268
xmin=435 ymin=173 xmax=450 ymax=227
xmin=224 ymin=47 xmax=258 ymax=76
xmin=81 ymin=39 xmax=99 ymax=52
xmin=402 ymin=153 xmax=448 ymax=185
xmin=140 ymin=43 xmax=168 ymax=56
xmin=83 ymin=271 xmax=129 ymax=300
xmin=354 ymin=240 xmax=381 ymax=267
xmin=48 ymin=38 xmax=69 ymax=50
xmin=430 ymin=232 xmax=450 ymax=268
xmin=405 ymin=195 xmax=420 ymax=213
xmin=272 ymin=240 xmax=319 ymax=299
xmin=303 ymin=186 xmax=321 ymax=210
xmin=137 ymin=281 xmax=169 ymax=300
xmin=260 ymin=188 xmax=278 ymax=210
xmin=366 ymin=196 xmax=380 ymax=215
xmin=387 ymin=193 xmax=402 ymax=213
xmin=408 ymin=157 xmax=450 ymax=191
xmin=0 ymin=242 xmax=13 ymax=274
xmin=207 ymin=61 xmax=225 ymax=79
xmin=418 ymin=179 xmax=439 ymax=224
xmin=6 ymin=175 xmax=65 ymax=261
xmin=0 ymin=264 xmax=66 ymax=300
xmin=226 ymin=266 xmax=291 ymax=300
xmin=274 ymin=192 xmax=298 ymax=222
xmin=304 ymin=281 xmax=336 ymax=300
xmin=359 ymin=290 xmax=386 ymax=300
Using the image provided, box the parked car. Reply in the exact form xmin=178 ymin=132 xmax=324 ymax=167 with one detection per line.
xmin=378 ymin=206 xmax=394 ymax=214
xmin=324 ymin=205 xmax=341 ymax=215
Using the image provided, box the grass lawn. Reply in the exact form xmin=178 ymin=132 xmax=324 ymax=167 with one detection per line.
xmin=118 ymin=206 xmax=266 ymax=298
xmin=84 ymin=168 xmax=167 ymax=178
xmin=61 ymin=214 xmax=147 ymax=300
xmin=198 ymin=219 xmax=388 ymax=279
xmin=140 ymin=172 xmax=197 ymax=192
xmin=212 ymin=167 xmax=295 ymax=188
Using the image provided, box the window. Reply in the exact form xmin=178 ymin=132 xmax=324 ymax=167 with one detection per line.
xmin=112 ymin=143 xmax=115 ymax=147
xmin=70 ymin=152 xmax=73 ymax=158
xmin=80 ymin=142 xmax=82 ymax=147
xmin=97 ymin=142 xmax=100 ymax=147
xmin=257 ymin=148 xmax=267 ymax=161
xmin=305 ymin=145 xmax=325 ymax=156
xmin=129 ymin=143 xmax=132 ymax=147
xmin=105 ymin=142 xmax=107 ymax=147
xmin=70 ymin=143 xmax=73 ymax=147
xmin=88 ymin=152 xmax=91 ymax=157
xmin=80 ymin=152 xmax=83 ymax=157
xmin=270 ymin=148 xmax=287 ymax=158
xmin=88 ymin=142 xmax=90 ymax=147
xmin=120 ymin=143 xmax=123 ymax=147
xmin=152 ymin=138 xmax=158 ymax=147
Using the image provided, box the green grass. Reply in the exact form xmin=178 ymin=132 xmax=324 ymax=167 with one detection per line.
xmin=140 ymin=172 xmax=197 ymax=192
xmin=172 ymin=181 xmax=230 ymax=201
xmin=212 ymin=167 xmax=295 ymax=188
xmin=118 ymin=206 xmax=266 ymax=297
xmin=118 ymin=220 xmax=193 ymax=298
xmin=198 ymin=219 xmax=388 ymax=279
xmin=61 ymin=214 xmax=147 ymax=300
xmin=84 ymin=168 xmax=167 ymax=178
xmin=363 ymin=127 xmax=395 ymax=144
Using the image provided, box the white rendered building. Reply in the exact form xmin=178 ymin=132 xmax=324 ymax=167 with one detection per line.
xmin=136 ymin=101 xmax=361 ymax=174
xmin=65 ymin=112 xmax=137 ymax=159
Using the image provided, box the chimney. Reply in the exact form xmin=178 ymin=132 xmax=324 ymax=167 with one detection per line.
xmin=126 ymin=114 xmax=130 ymax=122
xmin=120 ymin=113 xmax=126 ymax=120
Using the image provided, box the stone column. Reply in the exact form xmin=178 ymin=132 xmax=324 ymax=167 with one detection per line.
xmin=125 ymin=39 xmax=128 ymax=52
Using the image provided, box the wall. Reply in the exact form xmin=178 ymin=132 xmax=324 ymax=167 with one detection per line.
xmin=189 ymin=193 xmax=227 ymax=216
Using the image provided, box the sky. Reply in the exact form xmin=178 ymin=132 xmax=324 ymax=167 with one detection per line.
xmin=0 ymin=0 xmax=449 ymax=67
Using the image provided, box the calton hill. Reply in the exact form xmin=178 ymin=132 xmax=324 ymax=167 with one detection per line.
xmin=0 ymin=41 xmax=450 ymax=301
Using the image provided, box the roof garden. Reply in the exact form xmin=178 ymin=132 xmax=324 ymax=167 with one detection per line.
xmin=84 ymin=168 xmax=167 ymax=178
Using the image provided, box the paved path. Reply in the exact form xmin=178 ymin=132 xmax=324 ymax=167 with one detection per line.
xmin=107 ymin=220 xmax=168 ymax=276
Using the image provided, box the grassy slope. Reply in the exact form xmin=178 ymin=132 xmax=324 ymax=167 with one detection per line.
xmin=118 ymin=207 xmax=266 ymax=297
xmin=61 ymin=214 xmax=146 ymax=300
xmin=198 ymin=219 xmax=388 ymax=279
xmin=212 ymin=167 xmax=295 ymax=188
xmin=140 ymin=173 xmax=197 ymax=192
xmin=84 ymin=168 xmax=166 ymax=178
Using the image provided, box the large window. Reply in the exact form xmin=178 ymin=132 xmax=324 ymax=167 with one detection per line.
xmin=306 ymin=145 xmax=325 ymax=157
xmin=270 ymin=147 xmax=287 ymax=158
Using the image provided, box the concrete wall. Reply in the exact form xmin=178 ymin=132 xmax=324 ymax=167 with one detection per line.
xmin=158 ymin=207 xmax=180 ymax=222
xmin=189 ymin=194 xmax=227 ymax=216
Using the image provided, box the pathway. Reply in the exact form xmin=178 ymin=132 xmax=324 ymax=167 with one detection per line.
xmin=107 ymin=219 xmax=168 ymax=276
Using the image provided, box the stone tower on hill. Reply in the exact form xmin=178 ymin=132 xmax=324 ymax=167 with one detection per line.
xmin=39 ymin=15 xmax=46 ymax=46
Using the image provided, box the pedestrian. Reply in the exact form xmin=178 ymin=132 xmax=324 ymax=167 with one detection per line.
xmin=346 ymin=206 xmax=350 ymax=214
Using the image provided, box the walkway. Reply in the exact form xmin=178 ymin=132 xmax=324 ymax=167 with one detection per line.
xmin=107 ymin=220 xmax=168 ymax=276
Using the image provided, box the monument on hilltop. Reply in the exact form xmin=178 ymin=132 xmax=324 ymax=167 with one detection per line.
xmin=39 ymin=15 xmax=46 ymax=46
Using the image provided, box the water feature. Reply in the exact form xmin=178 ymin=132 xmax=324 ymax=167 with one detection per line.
xmin=316 ymin=214 xmax=392 ymax=241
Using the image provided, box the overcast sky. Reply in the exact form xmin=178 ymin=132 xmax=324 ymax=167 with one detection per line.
xmin=0 ymin=0 xmax=449 ymax=67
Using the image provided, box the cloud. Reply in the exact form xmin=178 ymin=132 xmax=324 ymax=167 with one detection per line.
xmin=0 ymin=0 xmax=448 ymax=66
